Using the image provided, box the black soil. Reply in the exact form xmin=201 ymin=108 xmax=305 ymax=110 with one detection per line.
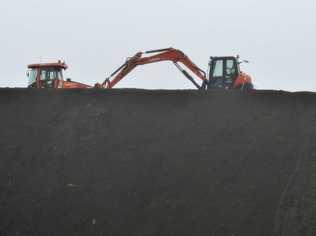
xmin=0 ymin=89 xmax=316 ymax=236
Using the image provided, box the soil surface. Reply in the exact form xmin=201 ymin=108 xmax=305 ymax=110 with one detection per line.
xmin=0 ymin=88 xmax=316 ymax=236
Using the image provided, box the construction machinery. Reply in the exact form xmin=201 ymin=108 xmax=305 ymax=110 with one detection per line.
xmin=27 ymin=48 xmax=253 ymax=90
xmin=27 ymin=61 xmax=91 ymax=89
xmin=97 ymin=48 xmax=253 ymax=90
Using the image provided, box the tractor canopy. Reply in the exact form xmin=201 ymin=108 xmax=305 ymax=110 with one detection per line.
xmin=27 ymin=61 xmax=67 ymax=87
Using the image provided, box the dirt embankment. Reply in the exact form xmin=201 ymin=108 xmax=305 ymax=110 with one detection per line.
xmin=0 ymin=89 xmax=316 ymax=236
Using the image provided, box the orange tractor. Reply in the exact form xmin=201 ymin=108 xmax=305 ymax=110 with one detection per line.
xmin=27 ymin=61 xmax=91 ymax=89
xmin=27 ymin=48 xmax=253 ymax=90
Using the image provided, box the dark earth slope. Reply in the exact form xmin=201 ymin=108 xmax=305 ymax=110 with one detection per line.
xmin=0 ymin=89 xmax=316 ymax=236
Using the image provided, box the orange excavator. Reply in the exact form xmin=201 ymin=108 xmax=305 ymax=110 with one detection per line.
xmin=96 ymin=48 xmax=253 ymax=90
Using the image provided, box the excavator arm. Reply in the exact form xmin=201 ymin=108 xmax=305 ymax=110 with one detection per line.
xmin=97 ymin=48 xmax=208 ymax=89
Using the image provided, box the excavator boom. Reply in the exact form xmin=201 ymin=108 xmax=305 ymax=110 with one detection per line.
xmin=98 ymin=48 xmax=208 ymax=89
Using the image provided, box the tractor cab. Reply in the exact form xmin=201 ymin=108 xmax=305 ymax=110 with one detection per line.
xmin=207 ymin=56 xmax=253 ymax=90
xmin=27 ymin=61 xmax=67 ymax=88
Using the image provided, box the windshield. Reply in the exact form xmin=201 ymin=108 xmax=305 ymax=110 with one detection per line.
xmin=40 ymin=68 xmax=63 ymax=81
xmin=27 ymin=69 xmax=38 ymax=86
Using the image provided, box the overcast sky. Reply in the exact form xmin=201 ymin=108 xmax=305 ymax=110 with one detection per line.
xmin=1 ymin=0 xmax=315 ymax=91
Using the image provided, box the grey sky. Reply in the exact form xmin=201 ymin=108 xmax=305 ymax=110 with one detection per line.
xmin=1 ymin=0 xmax=315 ymax=91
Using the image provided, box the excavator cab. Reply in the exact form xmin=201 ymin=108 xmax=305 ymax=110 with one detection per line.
xmin=207 ymin=56 xmax=253 ymax=90
xmin=27 ymin=61 xmax=67 ymax=88
xmin=208 ymin=57 xmax=240 ymax=90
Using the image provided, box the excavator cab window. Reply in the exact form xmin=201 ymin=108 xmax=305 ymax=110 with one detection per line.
xmin=226 ymin=59 xmax=237 ymax=77
xmin=212 ymin=60 xmax=224 ymax=77
xmin=208 ymin=57 xmax=239 ymax=89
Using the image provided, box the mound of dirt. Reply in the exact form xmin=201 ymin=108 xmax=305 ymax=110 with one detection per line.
xmin=0 ymin=88 xmax=316 ymax=236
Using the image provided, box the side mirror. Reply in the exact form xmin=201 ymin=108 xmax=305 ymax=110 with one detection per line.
xmin=238 ymin=60 xmax=250 ymax=65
